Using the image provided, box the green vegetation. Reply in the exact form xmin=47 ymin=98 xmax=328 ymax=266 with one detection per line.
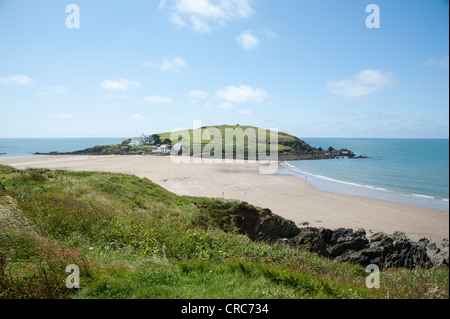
xmin=78 ymin=143 xmax=157 ymax=155
xmin=158 ymin=124 xmax=312 ymax=157
xmin=37 ymin=125 xmax=359 ymax=160
xmin=0 ymin=165 xmax=447 ymax=299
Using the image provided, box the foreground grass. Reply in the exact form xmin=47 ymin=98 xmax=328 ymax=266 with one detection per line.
xmin=0 ymin=165 xmax=448 ymax=299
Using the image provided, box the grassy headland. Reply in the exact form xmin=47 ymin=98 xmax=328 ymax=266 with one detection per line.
xmin=0 ymin=165 xmax=447 ymax=299
xmin=34 ymin=125 xmax=366 ymax=160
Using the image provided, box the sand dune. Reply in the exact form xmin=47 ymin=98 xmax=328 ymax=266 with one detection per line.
xmin=1 ymin=155 xmax=448 ymax=243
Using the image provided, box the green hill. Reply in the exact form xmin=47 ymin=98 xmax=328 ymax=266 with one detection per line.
xmin=35 ymin=125 xmax=364 ymax=160
xmin=157 ymin=124 xmax=313 ymax=157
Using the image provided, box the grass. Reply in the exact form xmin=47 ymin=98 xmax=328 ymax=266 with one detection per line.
xmin=158 ymin=125 xmax=312 ymax=156
xmin=0 ymin=164 xmax=448 ymax=299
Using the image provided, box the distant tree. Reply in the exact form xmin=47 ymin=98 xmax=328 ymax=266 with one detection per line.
xmin=121 ymin=139 xmax=132 ymax=146
xmin=152 ymin=134 xmax=161 ymax=145
xmin=162 ymin=138 xmax=172 ymax=145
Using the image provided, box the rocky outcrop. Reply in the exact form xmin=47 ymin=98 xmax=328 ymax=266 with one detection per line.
xmin=338 ymin=232 xmax=431 ymax=269
xmin=418 ymin=238 xmax=449 ymax=268
xmin=227 ymin=203 xmax=446 ymax=269
xmin=278 ymin=150 xmax=368 ymax=161
xmin=287 ymin=228 xmax=434 ymax=269
xmin=229 ymin=202 xmax=301 ymax=242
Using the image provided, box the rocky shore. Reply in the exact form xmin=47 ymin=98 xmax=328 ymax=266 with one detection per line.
xmin=229 ymin=202 xmax=448 ymax=269
xmin=278 ymin=149 xmax=369 ymax=161
xmin=34 ymin=148 xmax=369 ymax=161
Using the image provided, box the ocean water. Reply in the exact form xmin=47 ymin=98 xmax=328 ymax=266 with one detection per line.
xmin=0 ymin=138 xmax=127 ymax=158
xmin=279 ymin=138 xmax=449 ymax=212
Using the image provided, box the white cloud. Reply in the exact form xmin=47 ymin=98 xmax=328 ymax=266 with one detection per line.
xmin=191 ymin=15 xmax=211 ymax=33
xmin=38 ymin=85 xmax=68 ymax=96
xmin=217 ymin=102 xmax=235 ymax=110
xmin=47 ymin=114 xmax=75 ymax=119
xmin=144 ymin=57 xmax=186 ymax=72
xmin=144 ymin=96 xmax=173 ymax=103
xmin=236 ymin=30 xmax=259 ymax=50
xmin=237 ymin=109 xmax=253 ymax=115
xmin=163 ymin=0 xmax=254 ymax=33
xmin=327 ymin=69 xmax=395 ymax=100
xmin=265 ymin=29 xmax=278 ymax=39
xmin=216 ymin=85 xmax=269 ymax=103
xmin=131 ymin=114 xmax=147 ymax=120
xmin=106 ymin=93 xmax=128 ymax=99
xmin=170 ymin=13 xmax=187 ymax=27
xmin=101 ymin=78 xmax=141 ymax=91
xmin=159 ymin=0 xmax=167 ymax=9
xmin=0 ymin=74 xmax=33 ymax=85
xmin=188 ymin=90 xmax=210 ymax=99
xmin=425 ymin=56 xmax=449 ymax=69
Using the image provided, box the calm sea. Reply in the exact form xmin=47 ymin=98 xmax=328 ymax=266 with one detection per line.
xmin=0 ymin=138 xmax=126 ymax=157
xmin=280 ymin=138 xmax=449 ymax=212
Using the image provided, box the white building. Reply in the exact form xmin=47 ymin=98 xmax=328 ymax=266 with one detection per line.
xmin=153 ymin=145 xmax=171 ymax=154
xmin=129 ymin=133 xmax=151 ymax=147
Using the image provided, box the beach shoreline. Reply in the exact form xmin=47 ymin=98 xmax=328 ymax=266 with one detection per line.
xmin=278 ymin=161 xmax=449 ymax=213
xmin=0 ymin=155 xmax=448 ymax=243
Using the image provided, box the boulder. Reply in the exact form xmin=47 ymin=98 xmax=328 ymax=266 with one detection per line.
xmin=425 ymin=238 xmax=449 ymax=267
xmin=288 ymin=227 xmax=329 ymax=257
xmin=326 ymin=228 xmax=369 ymax=257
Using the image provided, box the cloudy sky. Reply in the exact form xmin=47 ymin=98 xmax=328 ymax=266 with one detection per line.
xmin=0 ymin=0 xmax=448 ymax=138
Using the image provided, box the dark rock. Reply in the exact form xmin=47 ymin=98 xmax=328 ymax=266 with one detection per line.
xmin=364 ymin=233 xmax=432 ymax=269
xmin=327 ymin=228 xmax=369 ymax=257
xmin=285 ymin=228 xmax=432 ymax=269
xmin=289 ymin=228 xmax=329 ymax=256
xmin=230 ymin=202 xmax=301 ymax=242
xmin=426 ymin=239 xmax=449 ymax=267
xmin=438 ymin=247 xmax=449 ymax=267
xmin=334 ymin=247 xmax=381 ymax=266
xmin=224 ymin=204 xmax=439 ymax=269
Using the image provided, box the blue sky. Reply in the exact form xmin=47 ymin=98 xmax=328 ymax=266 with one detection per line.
xmin=0 ymin=0 xmax=448 ymax=138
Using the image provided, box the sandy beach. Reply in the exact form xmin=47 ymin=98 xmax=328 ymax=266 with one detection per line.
xmin=0 ymin=155 xmax=448 ymax=243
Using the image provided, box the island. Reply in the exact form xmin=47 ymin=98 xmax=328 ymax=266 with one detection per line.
xmin=34 ymin=125 xmax=368 ymax=160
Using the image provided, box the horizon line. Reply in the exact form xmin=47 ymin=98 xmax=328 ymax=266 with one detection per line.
xmin=0 ymin=136 xmax=449 ymax=140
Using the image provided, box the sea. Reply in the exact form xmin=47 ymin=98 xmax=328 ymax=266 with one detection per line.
xmin=0 ymin=138 xmax=126 ymax=157
xmin=0 ymin=137 xmax=448 ymax=212
xmin=279 ymin=138 xmax=449 ymax=212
